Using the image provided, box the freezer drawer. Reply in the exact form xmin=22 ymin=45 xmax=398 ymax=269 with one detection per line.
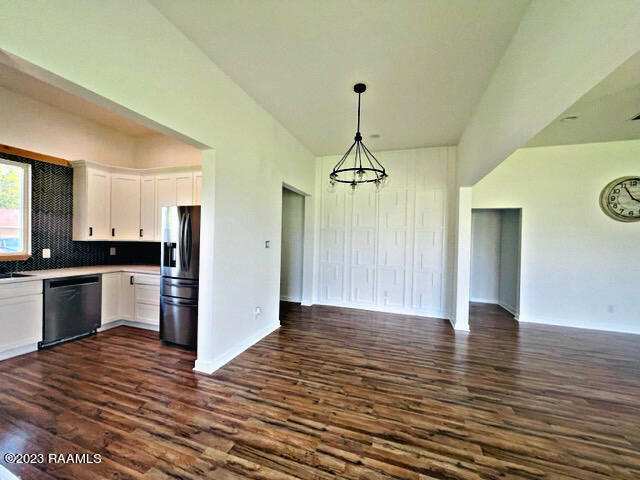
xmin=161 ymin=277 xmax=198 ymax=300
xmin=160 ymin=295 xmax=197 ymax=349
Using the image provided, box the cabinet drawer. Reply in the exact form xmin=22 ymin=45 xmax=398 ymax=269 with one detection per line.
xmin=135 ymin=283 xmax=159 ymax=305
xmin=133 ymin=273 xmax=160 ymax=286
xmin=0 ymin=280 xmax=43 ymax=300
xmin=135 ymin=302 xmax=159 ymax=325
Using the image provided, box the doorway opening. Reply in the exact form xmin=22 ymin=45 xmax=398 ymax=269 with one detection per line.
xmin=280 ymin=186 xmax=305 ymax=314
xmin=470 ymin=208 xmax=521 ymax=321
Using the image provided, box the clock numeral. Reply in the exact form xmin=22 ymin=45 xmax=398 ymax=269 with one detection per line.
xmin=629 ymin=211 xmax=635 ymax=216
xmin=613 ymin=188 xmax=621 ymax=194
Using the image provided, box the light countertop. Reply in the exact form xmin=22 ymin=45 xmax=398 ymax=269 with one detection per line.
xmin=0 ymin=265 xmax=160 ymax=285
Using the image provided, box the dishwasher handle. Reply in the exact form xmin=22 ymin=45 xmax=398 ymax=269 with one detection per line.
xmin=48 ymin=275 xmax=101 ymax=289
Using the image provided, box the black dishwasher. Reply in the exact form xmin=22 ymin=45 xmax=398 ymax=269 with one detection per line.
xmin=40 ymin=274 xmax=102 ymax=348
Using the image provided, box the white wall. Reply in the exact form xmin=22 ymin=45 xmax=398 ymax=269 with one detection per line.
xmin=473 ymin=140 xmax=640 ymax=334
xmin=134 ymin=134 xmax=201 ymax=169
xmin=280 ymin=188 xmax=304 ymax=302
xmin=470 ymin=210 xmax=501 ymax=303
xmin=315 ymin=147 xmax=456 ymax=319
xmin=0 ymin=85 xmax=136 ymax=167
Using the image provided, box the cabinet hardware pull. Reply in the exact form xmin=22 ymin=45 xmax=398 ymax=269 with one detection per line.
xmin=112 ymin=228 xmax=115 ymax=237
xmin=89 ymin=227 xmax=93 ymax=237
xmin=130 ymin=275 xmax=134 ymax=285
xmin=140 ymin=228 xmax=143 ymax=237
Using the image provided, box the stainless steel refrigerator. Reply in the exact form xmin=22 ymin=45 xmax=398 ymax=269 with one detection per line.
xmin=160 ymin=205 xmax=200 ymax=349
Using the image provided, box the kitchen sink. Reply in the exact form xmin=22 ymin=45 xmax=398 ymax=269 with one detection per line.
xmin=0 ymin=273 xmax=34 ymax=279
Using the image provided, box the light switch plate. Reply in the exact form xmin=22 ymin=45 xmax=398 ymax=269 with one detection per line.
xmin=265 ymin=240 xmax=270 ymax=248
xmin=42 ymin=248 xmax=51 ymax=259
xmin=110 ymin=247 xmax=116 ymax=256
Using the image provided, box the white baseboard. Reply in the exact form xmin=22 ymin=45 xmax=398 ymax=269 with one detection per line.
xmin=194 ymin=321 xmax=280 ymax=374
xmin=314 ymin=300 xmax=449 ymax=322
xmin=470 ymin=297 xmax=499 ymax=304
xmin=99 ymin=319 xmax=159 ymax=332
xmin=498 ymin=301 xmax=518 ymax=317
xmin=0 ymin=342 xmax=38 ymax=362
xmin=518 ymin=315 xmax=640 ymax=335
xmin=98 ymin=320 xmax=124 ymax=331
xmin=123 ymin=320 xmax=159 ymax=331
xmin=280 ymin=295 xmax=302 ymax=302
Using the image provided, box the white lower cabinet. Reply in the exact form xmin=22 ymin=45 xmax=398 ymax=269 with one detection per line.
xmin=134 ymin=274 xmax=160 ymax=326
xmin=100 ymin=271 xmax=159 ymax=327
xmin=120 ymin=272 xmax=135 ymax=320
xmin=101 ymin=272 xmax=121 ymax=324
xmin=0 ymin=281 xmax=43 ymax=359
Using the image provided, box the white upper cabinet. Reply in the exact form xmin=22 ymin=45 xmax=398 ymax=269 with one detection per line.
xmin=110 ymin=174 xmax=141 ymax=240
xmin=155 ymin=172 xmax=194 ymax=240
xmin=140 ymin=176 xmax=156 ymax=241
xmin=73 ymin=164 xmax=110 ymax=240
xmin=155 ymin=174 xmax=178 ymax=240
xmin=193 ymin=171 xmax=202 ymax=205
xmin=72 ymin=161 xmax=200 ymax=242
xmin=176 ymin=172 xmax=194 ymax=205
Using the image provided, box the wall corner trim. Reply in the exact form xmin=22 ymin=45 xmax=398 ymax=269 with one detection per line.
xmin=194 ymin=321 xmax=280 ymax=375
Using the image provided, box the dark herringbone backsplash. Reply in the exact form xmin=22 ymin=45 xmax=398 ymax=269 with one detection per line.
xmin=0 ymin=152 xmax=160 ymax=273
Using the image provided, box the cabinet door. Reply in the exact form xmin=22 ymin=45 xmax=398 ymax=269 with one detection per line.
xmin=193 ymin=171 xmax=202 ymax=205
xmin=87 ymin=169 xmax=111 ymax=239
xmin=156 ymin=175 xmax=177 ymax=240
xmin=140 ymin=176 xmax=156 ymax=241
xmin=110 ymin=174 xmax=141 ymax=240
xmin=120 ymin=273 xmax=135 ymax=321
xmin=0 ymin=294 xmax=43 ymax=355
xmin=101 ymin=272 xmax=121 ymax=325
xmin=176 ymin=172 xmax=194 ymax=205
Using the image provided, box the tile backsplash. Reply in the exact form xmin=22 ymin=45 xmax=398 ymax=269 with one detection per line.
xmin=0 ymin=152 xmax=160 ymax=273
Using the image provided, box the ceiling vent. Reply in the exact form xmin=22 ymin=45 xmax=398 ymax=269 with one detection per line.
xmin=632 ymin=113 xmax=640 ymax=121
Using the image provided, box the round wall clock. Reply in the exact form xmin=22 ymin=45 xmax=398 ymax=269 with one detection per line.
xmin=599 ymin=176 xmax=640 ymax=222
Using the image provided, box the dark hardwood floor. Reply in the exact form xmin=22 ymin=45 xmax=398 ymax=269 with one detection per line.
xmin=1 ymin=303 xmax=639 ymax=479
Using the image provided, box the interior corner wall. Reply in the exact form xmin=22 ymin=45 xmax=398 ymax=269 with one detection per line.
xmin=470 ymin=210 xmax=501 ymax=303
xmin=315 ymin=146 xmax=456 ymax=320
xmin=473 ymin=140 xmax=640 ymax=334
xmin=0 ymin=0 xmax=316 ymax=373
xmin=280 ymin=188 xmax=304 ymax=303
xmin=0 ymin=85 xmax=136 ymax=167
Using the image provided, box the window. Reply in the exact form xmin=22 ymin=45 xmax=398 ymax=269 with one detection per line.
xmin=0 ymin=158 xmax=31 ymax=260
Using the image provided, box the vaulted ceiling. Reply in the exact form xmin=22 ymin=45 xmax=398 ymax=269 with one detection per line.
xmin=151 ymin=0 xmax=530 ymax=155
xmin=528 ymin=51 xmax=640 ymax=147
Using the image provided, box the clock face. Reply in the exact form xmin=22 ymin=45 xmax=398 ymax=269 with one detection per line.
xmin=600 ymin=176 xmax=640 ymax=222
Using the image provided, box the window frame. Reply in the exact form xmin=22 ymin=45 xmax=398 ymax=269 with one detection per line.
xmin=0 ymin=158 xmax=32 ymax=261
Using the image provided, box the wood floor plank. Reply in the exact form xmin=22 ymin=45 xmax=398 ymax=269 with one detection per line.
xmin=1 ymin=302 xmax=639 ymax=479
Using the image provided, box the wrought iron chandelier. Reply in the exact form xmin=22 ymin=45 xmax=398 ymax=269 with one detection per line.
xmin=329 ymin=83 xmax=388 ymax=192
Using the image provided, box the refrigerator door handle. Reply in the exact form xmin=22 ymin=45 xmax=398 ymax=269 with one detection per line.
xmin=179 ymin=211 xmax=187 ymax=271
xmin=184 ymin=212 xmax=192 ymax=271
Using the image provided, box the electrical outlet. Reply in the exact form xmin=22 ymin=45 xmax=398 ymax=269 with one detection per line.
xmin=42 ymin=248 xmax=51 ymax=259
xmin=110 ymin=247 xmax=116 ymax=256
xmin=254 ymin=306 xmax=261 ymax=316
